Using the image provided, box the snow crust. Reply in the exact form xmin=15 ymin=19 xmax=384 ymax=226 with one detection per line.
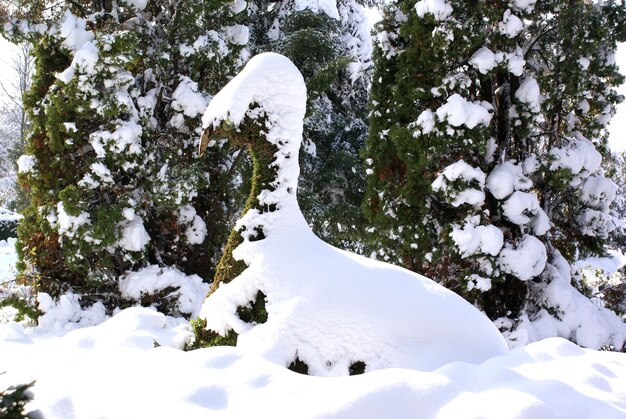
xmin=1 ymin=309 xmax=626 ymax=418
xmin=199 ymin=53 xmax=508 ymax=376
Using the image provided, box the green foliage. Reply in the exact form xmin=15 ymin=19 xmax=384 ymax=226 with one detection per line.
xmin=236 ymin=291 xmax=268 ymax=324
xmin=187 ymin=318 xmax=238 ymax=350
xmin=0 ymin=293 xmax=40 ymax=323
xmin=0 ymin=378 xmax=36 ymax=419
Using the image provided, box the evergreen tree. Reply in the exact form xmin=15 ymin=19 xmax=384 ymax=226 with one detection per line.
xmin=364 ymin=0 xmax=626 ymax=349
xmin=2 ymin=0 xmax=247 ymax=316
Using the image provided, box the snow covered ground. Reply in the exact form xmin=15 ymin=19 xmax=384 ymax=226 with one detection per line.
xmin=0 ymin=305 xmax=625 ymax=418
xmin=1 ymin=231 xmax=626 ymax=418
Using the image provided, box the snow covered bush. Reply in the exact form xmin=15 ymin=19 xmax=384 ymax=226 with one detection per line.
xmin=195 ymin=52 xmax=508 ymax=376
xmin=2 ymin=1 xmax=246 ymax=316
xmin=363 ymin=0 xmax=626 ymax=350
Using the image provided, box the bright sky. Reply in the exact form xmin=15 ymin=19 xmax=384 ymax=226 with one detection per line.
xmin=0 ymin=35 xmax=20 ymax=102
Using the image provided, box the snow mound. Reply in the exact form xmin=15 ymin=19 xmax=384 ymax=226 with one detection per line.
xmin=36 ymin=292 xmax=107 ymax=334
xmin=199 ymin=53 xmax=508 ymax=376
xmin=1 ymin=309 xmax=625 ymax=419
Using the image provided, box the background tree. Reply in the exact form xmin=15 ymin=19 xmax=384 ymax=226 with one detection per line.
xmin=364 ymin=0 xmax=626 ymax=349
xmin=0 ymin=41 xmax=32 ymax=211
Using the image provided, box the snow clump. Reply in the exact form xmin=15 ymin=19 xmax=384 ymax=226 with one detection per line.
xmin=171 ymin=76 xmax=209 ymax=119
xmin=16 ymin=155 xmax=36 ymax=173
xmin=117 ymin=208 xmax=150 ymax=252
xmin=511 ymin=0 xmax=537 ymax=13
xmin=499 ymin=9 xmax=524 ymax=38
xmin=451 ymin=219 xmax=504 ymax=258
xmin=415 ymin=0 xmax=453 ymax=21
xmin=498 ymin=235 xmax=547 ymax=281
xmin=436 ymin=93 xmax=493 ymax=129
xmin=178 ymin=205 xmax=208 ymax=245
xmin=432 ymin=160 xmax=486 ymax=207
xmin=486 ymin=161 xmax=532 ymax=199
xmin=36 ymin=292 xmax=107 ymax=334
xmin=515 ymin=76 xmax=542 ymax=112
xmin=502 ymin=191 xmax=550 ymax=235
xmin=469 ymin=46 xmax=496 ymax=74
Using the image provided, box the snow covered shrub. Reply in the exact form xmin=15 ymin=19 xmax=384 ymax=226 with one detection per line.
xmin=3 ymin=1 xmax=246 ymax=316
xmin=195 ymin=53 xmax=509 ymax=376
xmin=364 ymin=0 xmax=626 ymax=349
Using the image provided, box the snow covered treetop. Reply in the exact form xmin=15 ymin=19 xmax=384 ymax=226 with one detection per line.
xmin=202 ymin=53 xmax=306 ymax=199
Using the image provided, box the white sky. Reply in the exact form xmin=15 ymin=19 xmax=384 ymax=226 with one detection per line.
xmin=0 ymin=36 xmax=20 ymax=101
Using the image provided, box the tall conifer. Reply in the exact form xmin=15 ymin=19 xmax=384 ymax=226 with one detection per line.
xmin=365 ymin=0 xmax=626 ymax=348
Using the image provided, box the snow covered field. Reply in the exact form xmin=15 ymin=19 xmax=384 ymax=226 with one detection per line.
xmin=1 ymin=303 xmax=626 ymax=418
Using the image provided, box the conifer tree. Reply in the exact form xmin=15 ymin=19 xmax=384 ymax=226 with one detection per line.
xmin=2 ymin=0 xmax=247 ymax=316
xmin=365 ymin=0 xmax=626 ymax=349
